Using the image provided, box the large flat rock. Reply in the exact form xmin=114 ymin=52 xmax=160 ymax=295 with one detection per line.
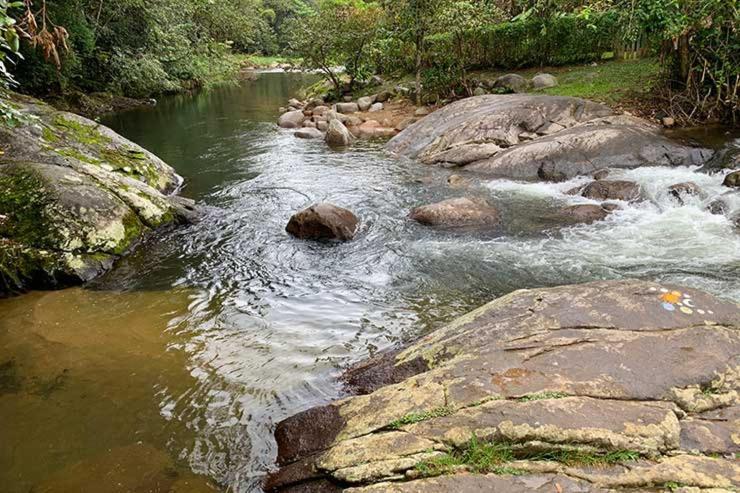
xmin=386 ymin=95 xmax=711 ymax=180
xmin=266 ymin=280 xmax=740 ymax=492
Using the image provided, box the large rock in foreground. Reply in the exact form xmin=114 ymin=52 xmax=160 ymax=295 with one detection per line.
xmin=0 ymin=93 xmax=193 ymax=295
xmin=386 ymin=95 xmax=711 ymax=180
xmin=286 ymin=203 xmax=359 ymax=241
xmin=266 ymin=280 xmax=740 ymax=492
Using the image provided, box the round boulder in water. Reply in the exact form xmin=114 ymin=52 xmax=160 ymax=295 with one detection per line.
xmin=278 ymin=110 xmax=305 ymax=129
xmin=409 ymin=197 xmax=499 ymax=229
xmin=325 ymin=119 xmax=354 ymax=147
xmin=723 ymin=170 xmax=740 ymax=188
xmin=286 ymin=203 xmax=359 ymax=241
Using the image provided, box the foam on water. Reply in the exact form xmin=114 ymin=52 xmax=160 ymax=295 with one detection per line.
xmin=474 ymin=167 xmax=740 ymax=300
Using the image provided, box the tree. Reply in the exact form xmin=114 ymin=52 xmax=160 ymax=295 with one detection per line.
xmin=619 ymin=0 xmax=739 ymax=122
xmin=436 ymin=0 xmax=505 ymax=94
xmin=382 ymin=0 xmax=442 ymax=104
xmin=286 ymin=0 xmax=380 ymax=95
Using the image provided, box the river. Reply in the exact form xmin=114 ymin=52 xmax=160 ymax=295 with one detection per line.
xmin=1 ymin=72 xmax=738 ymax=493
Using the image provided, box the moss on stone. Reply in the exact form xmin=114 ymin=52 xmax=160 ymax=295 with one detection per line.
xmin=42 ymin=126 xmax=61 ymax=144
xmin=111 ymin=210 xmax=145 ymax=255
xmin=52 ymin=115 xmax=111 ymax=147
xmin=55 ymin=147 xmax=101 ymax=165
xmin=0 ymin=167 xmax=57 ymax=249
xmin=0 ymin=239 xmax=64 ymax=293
xmin=100 ymin=147 xmax=159 ymax=185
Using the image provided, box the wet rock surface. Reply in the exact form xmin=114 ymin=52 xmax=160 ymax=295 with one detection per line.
xmin=286 ymin=203 xmax=359 ymax=241
xmin=386 ymin=96 xmax=711 ymax=180
xmin=0 ymin=92 xmax=191 ymax=295
xmin=409 ymin=198 xmax=500 ymax=230
xmin=570 ymin=180 xmax=642 ymax=202
xmin=267 ymin=280 xmax=740 ymax=492
xmin=326 ymin=120 xmax=355 ymax=147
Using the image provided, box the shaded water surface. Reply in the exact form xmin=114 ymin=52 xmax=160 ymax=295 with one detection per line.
xmin=1 ymin=73 xmax=738 ymax=492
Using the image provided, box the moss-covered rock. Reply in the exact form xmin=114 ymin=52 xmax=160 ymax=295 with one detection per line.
xmin=0 ymin=92 xmax=196 ymax=295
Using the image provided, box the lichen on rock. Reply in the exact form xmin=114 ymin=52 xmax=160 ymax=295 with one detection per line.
xmin=265 ymin=280 xmax=740 ymax=492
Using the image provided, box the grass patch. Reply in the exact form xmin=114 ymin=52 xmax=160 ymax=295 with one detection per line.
xmin=540 ymin=58 xmax=660 ymax=104
xmin=416 ymin=436 xmax=522 ymax=477
xmin=389 ymin=406 xmax=454 ymax=429
xmin=528 ymin=448 xmax=641 ymax=466
xmin=663 ymin=482 xmax=685 ymax=491
xmin=415 ymin=434 xmax=641 ymax=479
xmin=518 ymin=391 xmax=569 ymax=402
xmin=468 ymin=58 xmax=660 ymax=106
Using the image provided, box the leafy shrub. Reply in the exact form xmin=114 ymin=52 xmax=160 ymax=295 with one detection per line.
xmin=427 ymin=11 xmax=621 ymax=70
xmin=107 ymin=52 xmax=179 ymax=99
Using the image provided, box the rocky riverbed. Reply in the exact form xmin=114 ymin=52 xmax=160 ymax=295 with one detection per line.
xmin=266 ymin=279 xmax=740 ymax=492
xmin=266 ymin=91 xmax=740 ymax=492
xmin=0 ymin=92 xmax=196 ymax=295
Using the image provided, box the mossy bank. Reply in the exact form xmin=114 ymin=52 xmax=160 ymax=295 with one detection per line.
xmin=0 ymin=92 xmax=198 ymax=295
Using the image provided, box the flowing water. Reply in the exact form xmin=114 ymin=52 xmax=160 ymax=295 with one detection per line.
xmin=1 ymin=72 xmax=739 ymax=493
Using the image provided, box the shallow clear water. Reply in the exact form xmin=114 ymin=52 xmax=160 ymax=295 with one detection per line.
xmin=1 ymin=73 xmax=738 ymax=493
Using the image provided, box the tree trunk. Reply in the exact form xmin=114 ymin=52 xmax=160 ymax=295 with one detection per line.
xmin=415 ymin=38 xmax=422 ymax=106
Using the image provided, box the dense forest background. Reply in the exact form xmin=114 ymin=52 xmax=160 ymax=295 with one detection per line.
xmin=0 ymin=0 xmax=738 ymax=122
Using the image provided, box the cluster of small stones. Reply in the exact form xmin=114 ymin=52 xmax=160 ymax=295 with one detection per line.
xmin=278 ymin=92 xmax=410 ymax=145
xmin=266 ymin=280 xmax=740 ymax=493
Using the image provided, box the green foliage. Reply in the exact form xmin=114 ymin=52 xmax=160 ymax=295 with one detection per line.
xmin=9 ymin=0 xmax=309 ymax=99
xmin=618 ymin=0 xmax=739 ymax=122
xmin=415 ymin=434 xmax=642 ymax=479
xmin=428 ymin=11 xmax=620 ymax=70
xmin=286 ymin=0 xmax=380 ymax=94
xmin=538 ymin=58 xmax=659 ymax=103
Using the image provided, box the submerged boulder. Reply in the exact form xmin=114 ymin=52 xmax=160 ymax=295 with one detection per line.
xmin=266 ymin=280 xmax=740 ymax=492
xmin=294 ymin=127 xmax=323 ymax=139
xmin=386 ymin=96 xmax=712 ymax=180
xmin=0 ymin=92 xmax=193 ymax=295
xmin=570 ymin=180 xmax=642 ymax=202
xmin=409 ymin=197 xmax=499 ymax=229
xmin=554 ymin=204 xmax=612 ymax=225
xmin=286 ymin=203 xmax=359 ymax=241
